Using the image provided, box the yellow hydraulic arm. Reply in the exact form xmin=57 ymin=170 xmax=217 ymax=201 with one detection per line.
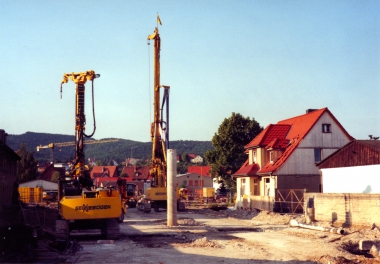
xmin=60 ymin=71 xmax=100 ymax=180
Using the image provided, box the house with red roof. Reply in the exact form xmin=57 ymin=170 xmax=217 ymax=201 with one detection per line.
xmin=90 ymin=166 xmax=119 ymax=179
xmin=233 ymin=108 xmax=354 ymax=210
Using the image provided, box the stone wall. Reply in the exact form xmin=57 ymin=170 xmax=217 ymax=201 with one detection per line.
xmin=304 ymin=193 xmax=380 ymax=227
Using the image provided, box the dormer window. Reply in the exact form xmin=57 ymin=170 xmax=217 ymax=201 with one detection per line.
xmin=322 ymin=124 xmax=331 ymax=133
xmin=253 ymin=151 xmax=257 ymax=163
xmin=269 ymin=151 xmax=276 ymax=164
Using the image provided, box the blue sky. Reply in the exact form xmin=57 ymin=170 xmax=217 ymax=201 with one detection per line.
xmin=1 ymin=1 xmax=379 ymax=142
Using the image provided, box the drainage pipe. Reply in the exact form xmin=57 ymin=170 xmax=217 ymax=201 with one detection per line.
xmin=289 ymin=219 xmax=344 ymax=235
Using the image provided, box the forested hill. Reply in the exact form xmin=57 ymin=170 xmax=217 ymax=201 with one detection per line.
xmin=7 ymin=132 xmax=213 ymax=164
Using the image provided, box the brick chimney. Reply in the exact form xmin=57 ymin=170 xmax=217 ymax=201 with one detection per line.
xmin=306 ymin=109 xmax=317 ymax=114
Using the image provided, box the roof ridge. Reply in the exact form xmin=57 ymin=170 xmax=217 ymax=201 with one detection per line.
xmin=278 ymin=107 xmax=327 ymax=123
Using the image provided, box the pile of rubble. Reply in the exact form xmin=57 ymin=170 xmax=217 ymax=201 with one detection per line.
xmin=201 ymin=207 xmax=305 ymax=224
xmin=154 ymin=217 xmax=204 ymax=227
xmin=190 ymin=237 xmax=221 ymax=248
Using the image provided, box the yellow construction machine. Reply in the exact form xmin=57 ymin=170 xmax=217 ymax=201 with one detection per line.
xmin=137 ymin=21 xmax=185 ymax=213
xmin=55 ymin=71 xmax=125 ymax=240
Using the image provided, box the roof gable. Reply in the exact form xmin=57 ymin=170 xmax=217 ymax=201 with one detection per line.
xmin=259 ymin=108 xmax=353 ymax=174
xmin=237 ymin=108 xmax=354 ymax=176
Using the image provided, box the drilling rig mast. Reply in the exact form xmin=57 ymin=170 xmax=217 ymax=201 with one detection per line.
xmin=137 ymin=18 xmax=185 ymax=213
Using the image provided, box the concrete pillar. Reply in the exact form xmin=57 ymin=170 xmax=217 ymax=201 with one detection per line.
xmin=167 ymin=149 xmax=177 ymax=226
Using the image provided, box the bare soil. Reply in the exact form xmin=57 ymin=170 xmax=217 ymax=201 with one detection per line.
xmin=3 ymin=204 xmax=380 ymax=263
xmin=68 ymin=206 xmax=380 ymax=263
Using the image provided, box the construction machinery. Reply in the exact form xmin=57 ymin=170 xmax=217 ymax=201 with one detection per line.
xmin=137 ymin=21 xmax=185 ymax=213
xmin=179 ymin=188 xmax=189 ymax=201
xmin=116 ymin=178 xmax=138 ymax=208
xmin=55 ymin=71 xmax=125 ymax=240
xmin=36 ymin=139 xmax=119 ymax=163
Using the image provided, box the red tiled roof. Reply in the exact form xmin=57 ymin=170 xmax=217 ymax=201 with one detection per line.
xmin=258 ymin=108 xmax=353 ymax=174
xmin=187 ymin=166 xmax=211 ymax=177
xmin=245 ymin=124 xmax=291 ymax=148
xmin=236 ymin=108 xmax=354 ymax=176
xmin=265 ymin=138 xmax=289 ymax=150
xmin=91 ymin=166 xmax=119 ymax=179
xmin=121 ymin=166 xmax=151 ymax=181
xmin=187 ymin=154 xmax=196 ymax=159
xmin=233 ymin=159 xmax=260 ymax=177
xmin=259 ymin=136 xmax=301 ymax=174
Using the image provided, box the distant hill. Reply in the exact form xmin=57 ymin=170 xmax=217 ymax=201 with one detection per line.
xmin=7 ymin=132 xmax=214 ymax=164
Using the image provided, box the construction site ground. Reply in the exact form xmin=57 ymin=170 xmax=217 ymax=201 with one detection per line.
xmin=3 ymin=204 xmax=380 ymax=263
xmin=53 ymin=205 xmax=380 ymax=263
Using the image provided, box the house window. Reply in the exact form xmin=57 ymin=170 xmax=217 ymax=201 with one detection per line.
xmin=314 ymin=148 xmax=322 ymax=162
xmin=265 ymin=178 xmax=270 ymax=196
xmin=253 ymin=179 xmax=259 ymax=196
xmin=269 ymin=151 xmax=276 ymax=164
xmin=240 ymin=179 xmax=246 ymax=197
xmin=183 ymin=180 xmax=187 ymax=186
xmin=322 ymin=124 xmax=331 ymax=133
xmin=253 ymin=151 xmax=257 ymax=163
xmin=194 ymin=180 xmax=198 ymax=186
xmin=189 ymin=180 xmax=193 ymax=186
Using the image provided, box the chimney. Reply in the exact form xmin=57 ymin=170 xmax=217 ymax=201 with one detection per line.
xmin=306 ymin=109 xmax=317 ymax=114
xmin=0 ymin=129 xmax=8 ymax=144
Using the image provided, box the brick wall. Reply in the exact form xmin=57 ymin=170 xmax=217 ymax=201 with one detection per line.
xmin=304 ymin=193 xmax=380 ymax=227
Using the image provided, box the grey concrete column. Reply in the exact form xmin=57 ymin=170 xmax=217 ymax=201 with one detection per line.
xmin=167 ymin=149 xmax=177 ymax=226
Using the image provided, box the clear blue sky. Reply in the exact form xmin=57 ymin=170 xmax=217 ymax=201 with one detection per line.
xmin=1 ymin=1 xmax=379 ymax=142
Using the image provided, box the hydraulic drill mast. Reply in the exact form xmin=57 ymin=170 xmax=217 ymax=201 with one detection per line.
xmin=56 ymin=71 xmax=124 ymax=240
xmin=148 ymin=27 xmax=168 ymax=189
xmin=137 ymin=21 xmax=184 ymax=213
xmin=60 ymin=70 xmax=100 ymax=182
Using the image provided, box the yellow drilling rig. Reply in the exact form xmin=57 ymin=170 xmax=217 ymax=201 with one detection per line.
xmin=55 ymin=71 xmax=125 ymax=240
xmin=137 ymin=20 xmax=185 ymax=213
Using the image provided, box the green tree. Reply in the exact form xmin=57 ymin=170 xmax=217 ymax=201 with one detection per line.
xmin=177 ymin=161 xmax=189 ymax=174
xmin=51 ymin=171 xmax=60 ymax=182
xmin=181 ymin=152 xmax=188 ymax=163
xmin=17 ymin=143 xmax=38 ymax=183
xmin=205 ymin=112 xmax=263 ymax=189
xmin=95 ymin=160 xmax=104 ymax=166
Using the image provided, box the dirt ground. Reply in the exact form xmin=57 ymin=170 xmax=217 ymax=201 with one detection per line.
xmin=56 ymin=206 xmax=380 ymax=264
xmin=3 ymin=204 xmax=380 ymax=263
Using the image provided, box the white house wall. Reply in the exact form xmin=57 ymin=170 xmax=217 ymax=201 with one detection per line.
xmin=278 ymin=112 xmax=351 ymax=176
xmin=322 ymin=165 xmax=380 ymax=193
xmin=299 ymin=112 xmax=351 ymax=148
